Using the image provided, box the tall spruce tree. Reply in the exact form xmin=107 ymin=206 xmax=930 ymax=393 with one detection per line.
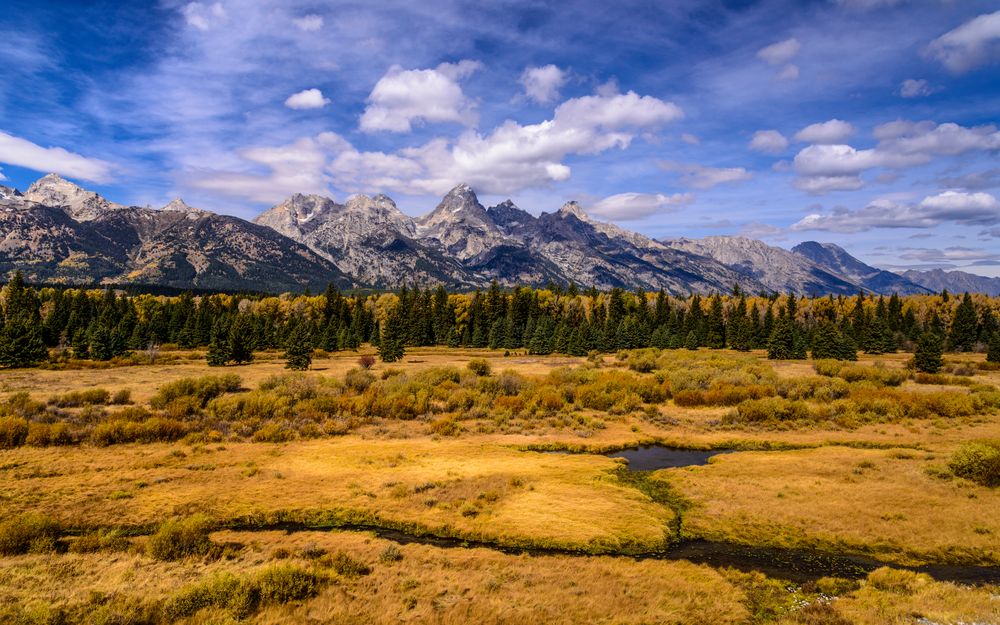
xmin=914 ymin=331 xmax=944 ymax=373
xmin=206 ymin=319 xmax=230 ymax=366
xmin=986 ymin=332 xmax=1000 ymax=364
xmin=378 ymin=310 xmax=406 ymax=363
xmin=948 ymin=293 xmax=978 ymax=352
xmin=228 ymin=313 xmax=255 ymax=365
xmin=284 ymin=321 xmax=313 ymax=370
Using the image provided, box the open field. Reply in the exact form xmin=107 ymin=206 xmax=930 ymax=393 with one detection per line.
xmin=2 ymin=347 xmax=999 ymax=623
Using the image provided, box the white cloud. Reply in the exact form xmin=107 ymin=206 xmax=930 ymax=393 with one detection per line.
xmin=757 ymin=38 xmax=801 ymax=65
xmin=777 ymin=64 xmax=800 ymax=81
xmin=794 ymin=119 xmax=855 ymax=144
xmin=791 ymin=190 xmax=1000 ymax=232
xmin=519 ymin=64 xmax=567 ymax=105
xmin=292 ymin=14 xmax=323 ymax=32
xmin=588 ymin=192 xmax=694 ymax=220
xmin=680 ymin=133 xmax=700 ymax=145
xmin=284 ymin=88 xmax=330 ymax=110
xmin=899 ymin=79 xmax=933 ymax=98
xmin=360 ymin=60 xmax=482 ymax=133
xmin=193 ymin=90 xmax=684 ymax=199
xmin=834 ymin=0 xmax=905 ymax=9
xmin=0 ymin=167 xmax=5 ymax=181
xmin=749 ymin=130 xmax=789 ymax=154
xmin=793 ymin=121 xmax=1000 ymax=194
xmin=659 ymin=161 xmax=752 ymax=189
xmin=925 ymin=10 xmax=1000 ymax=73
xmin=182 ymin=2 xmax=226 ymax=31
xmin=0 ymin=130 xmax=114 ymax=183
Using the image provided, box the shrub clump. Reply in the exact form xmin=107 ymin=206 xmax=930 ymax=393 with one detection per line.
xmin=467 ymin=359 xmax=492 ymax=376
xmin=145 ymin=514 xmax=214 ymax=561
xmin=948 ymin=440 xmax=1000 ymax=487
xmin=150 ymin=374 xmax=242 ymax=410
xmin=0 ymin=514 xmax=61 ymax=555
xmin=164 ymin=565 xmax=322 ymax=621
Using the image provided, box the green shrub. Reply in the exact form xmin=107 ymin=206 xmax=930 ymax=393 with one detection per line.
xmin=150 ymin=374 xmax=242 ymax=409
xmin=110 ymin=389 xmax=132 ymax=405
xmin=145 ymin=515 xmax=214 ymax=561
xmin=252 ymin=422 xmax=296 ymax=443
xmin=25 ymin=422 xmax=74 ymax=446
xmin=164 ymin=572 xmax=240 ymax=620
xmin=0 ymin=392 xmax=46 ymax=418
xmin=91 ymin=417 xmax=188 ymax=446
xmin=48 ymin=388 xmax=110 ymax=407
xmin=0 ymin=416 xmax=29 ymax=448
xmin=866 ymin=567 xmax=929 ymax=594
xmin=256 ymin=564 xmax=324 ymax=602
xmin=344 ymin=367 xmax=376 ymax=392
xmin=0 ymin=514 xmax=61 ymax=555
xmin=467 ymin=359 xmax=491 ymax=376
xmin=948 ymin=440 xmax=1000 ymax=487
xmin=326 ymin=552 xmax=371 ymax=577
xmin=68 ymin=529 xmax=130 ymax=554
xmin=733 ymin=397 xmax=812 ymax=423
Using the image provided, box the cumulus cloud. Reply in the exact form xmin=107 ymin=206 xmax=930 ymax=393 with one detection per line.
xmin=794 ymin=119 xmax=855 ymax=144
xmin=757 ymin=38 xmax=801 ymax=65
xmin=658 ymin=161 xmax=752 ymax=189
xmin=360 ymin=60 xmax=482 ymax=133
xmin=749 ymin=130 xmax=789 ymax=154
xmin=193 ymin=90 xmax=684 ymax=199
xmin=182 ymin=2 xmax=226 ymax=31
xmin=680 ymin=133 xmax=700 ymax=145
xmin=0 ymin=130 xmax=114 ymax=183
xmin=925 ymin=10 xmax=1000 ymax=73
xmin=284 ymin=88 xmax=330 ymax=110
xmin=791 ymin=190 xmax=1000 ymax=232
xmin=938 ymin=168 xmax=1000 ymax=191
xmin=834 ymin=0 xmax=905 ymax=9
xmin=899 ymin=79 xmax=934 ymax=98
xmin=292 ymin=14 xmax=323 ymax=32
xmin=519 ymin=64 xmax=567 ymax=104
xmin=777 ymin=64 xmax=800 ymax=81
xmin=588 ymin=192 xmax=694 ymax=220
xmin=793 ymin=120 xmax=1000 ymax=194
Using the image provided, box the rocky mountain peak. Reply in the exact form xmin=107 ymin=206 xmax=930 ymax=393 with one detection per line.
xmin=24 ymin=173 xmax=123 ymax=221
xmin=487 ymin=199 xmax=534 ymax=229
xmin=161 ymin=198 xmax=205 ymax=214
xmin=0 ymin=185 xmax=22 ymax=201
xmin=557 ymin=201 xmax=589 ymax=221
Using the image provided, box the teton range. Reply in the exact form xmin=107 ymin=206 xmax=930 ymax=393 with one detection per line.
xmin=2 ymin=173 xmax=997 ymax=295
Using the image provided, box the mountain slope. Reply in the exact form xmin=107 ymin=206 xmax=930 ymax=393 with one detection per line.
xmin=791 ymin=241 xmax=931 ymax=295
xmin=661 ymin=236 xmax=861 ymax=295
xmin=254 ymin=192 xmax=472 ymax=288
xmin=1 ymin=176 xmax=349 ymax=292
xmin=900 ymin=269 xmax=1000 ymax=297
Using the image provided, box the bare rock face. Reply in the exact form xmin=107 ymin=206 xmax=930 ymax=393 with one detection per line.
xmin=662 ymin=236 xmax=863 ymax=295
xmin=792 ymin=241 xmax=931 ymax=295
xmin=417 ymin=184 xmax=507 ymax=260
xmin=24 ymin=173 xmax=124 ymax=221
xmin=900 ymin=269 xmax=1000 ymax=297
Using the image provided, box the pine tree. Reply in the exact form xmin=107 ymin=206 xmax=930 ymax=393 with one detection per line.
xmin=0 ymin=319 xmax=48 ymax=368
xmin=914 ymin=331 xmax=944 ymax=373
xmin=89 ymin=324 xmax=115 ymax=361
xmin=206 ymin=320 xmax=230 ymax=366
xmin=810 ymin=321 xmax=857 ymax=361
xmin=705 ymin=295 xmax=726 ymax=348
xmin=228 ymin=314 xmax=255 ymax=365
xmin=948 ymin=293 xmax=978 ymax=352
xmin=987 ymin=333 xmax=1000 ymax=364
xmin=283 ymin=321 xmax=313 ymax=370
xmin=378 ymin=310 xmax=406 ymax=363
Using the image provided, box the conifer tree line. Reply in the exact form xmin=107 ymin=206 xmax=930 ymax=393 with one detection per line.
xmin=1 ymin=271 xmax=998 ymax=368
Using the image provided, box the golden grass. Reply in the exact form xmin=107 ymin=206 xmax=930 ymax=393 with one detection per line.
xmin=669 ymin=446 xmax=1000 ymax=565
xmin=0 ymin=437 xmax=671 ymax=553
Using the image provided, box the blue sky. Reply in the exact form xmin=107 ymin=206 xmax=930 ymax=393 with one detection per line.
xmin=1 ymin=0 xmax=999 ymax=275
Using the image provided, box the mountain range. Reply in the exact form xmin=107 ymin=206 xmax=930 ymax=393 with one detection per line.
xmin=1 ymin=173 xmax=997 ymax=296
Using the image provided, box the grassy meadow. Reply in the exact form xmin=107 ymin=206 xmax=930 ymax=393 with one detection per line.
xmin=1 ymin=346 xmax=999 ymax=624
